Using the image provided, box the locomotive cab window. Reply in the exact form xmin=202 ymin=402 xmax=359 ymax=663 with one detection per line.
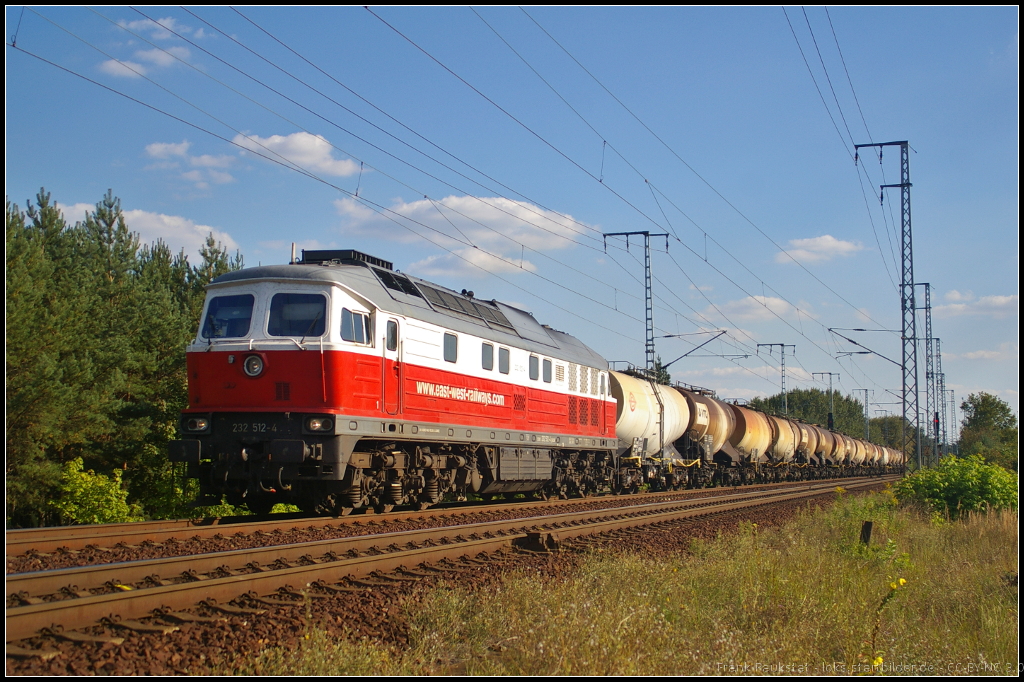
xmin=482 ymin=343 xmax=494 ymax=370
xmin=499 ymin=347 xmax=510 ymax=374
xmin=202 ymin=294 xmax=255 ymax=339
xmin=443 ymin=333 xmax=458 ymax=363
xmin=341 ymin=308 xmax=372 ymax=344
xmin=543 ymin=359 xmax=552 ymax=383
xmin=268 ymin=293 xmax=327 ymax=337
xmin=529 ymin=355 xmax=539 ymax=381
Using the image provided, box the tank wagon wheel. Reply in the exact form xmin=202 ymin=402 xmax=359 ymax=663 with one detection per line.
xmin=374 ymin=503 xmax=396 ymax=514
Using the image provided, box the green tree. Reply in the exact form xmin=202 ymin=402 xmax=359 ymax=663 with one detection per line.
xmin=959 ymin=392 xmax=1018 ymax=471
xmin=6 ymin=189 xmax=243 ymax=526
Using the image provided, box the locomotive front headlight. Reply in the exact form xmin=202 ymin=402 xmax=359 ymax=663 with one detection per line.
xmin=306 ymin=417 xmax=333 ymax=432
xmin=243 ymin=354 xmax=264 ymax=377
xmin=185 ymin=417 xmax=210 ymax=432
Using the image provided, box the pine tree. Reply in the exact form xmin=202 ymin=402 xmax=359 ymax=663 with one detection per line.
xmin=6 ymin=189 xmax=244 ymax=525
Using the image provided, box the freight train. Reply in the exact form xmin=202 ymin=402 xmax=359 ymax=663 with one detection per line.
xmin=169 ymin=249 xmax=904 ymax=515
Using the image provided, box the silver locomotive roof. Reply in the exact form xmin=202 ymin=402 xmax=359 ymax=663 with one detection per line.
xmin=210 ymin=260 xmax=609 ymax=369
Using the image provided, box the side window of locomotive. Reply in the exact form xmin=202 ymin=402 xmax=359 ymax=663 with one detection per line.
xmin=498 ymin=347 xmax=510 ymax=374
xmin=268 ymin=293 xmax=326 ymax=337
xmin=341 ymin=308 xmax=371 ymax=344
xmin=529 ymin=355 xmax=539 ymax=381
xmin=443 ymin=333 xmax=458 ymax=363
xmin=482 ymin=343 xmax=494 ymax=370
xmin=600 ymin=373 xmax=606 ymax=396
xmin=542 ymin=359 xmax=552 ymax=383
xmin=386 ymin=320 xmax=398 ymax=351
xmin=202 ymin=294 xmax=255 ymax=339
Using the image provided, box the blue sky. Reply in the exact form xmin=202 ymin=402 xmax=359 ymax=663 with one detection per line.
xmin=6 ymin=7 xmax=1018 ymax=429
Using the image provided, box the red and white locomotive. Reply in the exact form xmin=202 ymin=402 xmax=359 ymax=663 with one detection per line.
xmin=170 ymin=250 xmax=621 ymax=514
xmin=169 ymin=249 xmax=904 ymax=514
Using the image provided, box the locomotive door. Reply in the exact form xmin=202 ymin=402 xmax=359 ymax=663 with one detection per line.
xmin=382 ymin=318 xmax=401 ymax=415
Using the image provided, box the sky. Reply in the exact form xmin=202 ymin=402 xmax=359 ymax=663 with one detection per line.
xmin=5 ymin=6 xmax=1019 ymax=436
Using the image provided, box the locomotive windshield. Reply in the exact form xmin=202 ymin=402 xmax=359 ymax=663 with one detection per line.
xmin=201 ymin=294 xmax=255 ymax=339
xmin=267 ymin=293 xmax=327 ymax=337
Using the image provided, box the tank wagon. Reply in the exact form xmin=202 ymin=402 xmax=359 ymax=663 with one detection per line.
xmin=169 ymin=250 xmax=903 ymax=514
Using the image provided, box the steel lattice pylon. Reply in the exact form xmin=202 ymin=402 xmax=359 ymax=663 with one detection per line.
xmin=918 ymin=283 xmax=939 ymax=466
xmin=856 ymin=140 xmax=921 ymax=469
xmin=603 ymin=231 xmax=668 ymax=371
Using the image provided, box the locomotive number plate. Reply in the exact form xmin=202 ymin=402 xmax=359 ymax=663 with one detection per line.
xmin=232 ymin=422 xmax=277 ymax=433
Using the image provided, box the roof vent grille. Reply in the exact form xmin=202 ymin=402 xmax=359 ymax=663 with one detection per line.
xmin=299 ymin=249 xmax=392 ymax=270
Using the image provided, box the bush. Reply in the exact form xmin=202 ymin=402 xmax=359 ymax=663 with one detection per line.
xmin=892 ymin=454 xmax=1018 ymax=519
xmin=49 ymin=457 xmax=145 ymax=525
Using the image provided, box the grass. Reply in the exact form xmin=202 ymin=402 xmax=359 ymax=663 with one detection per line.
xmin=221 ymin=489 xmax=1018 ymax=676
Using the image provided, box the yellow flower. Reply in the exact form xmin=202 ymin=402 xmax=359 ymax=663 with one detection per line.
xmin=899 ymin=578 xmax=907 ymax=586
xmin=890 ymin=582 xmax=898 ymax=590
xmin=873 ymin=656 xmax=884 ymax=667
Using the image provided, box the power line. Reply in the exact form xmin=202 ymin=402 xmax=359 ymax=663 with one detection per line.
xmin=520 ymin=7 xmax=897 ymax=335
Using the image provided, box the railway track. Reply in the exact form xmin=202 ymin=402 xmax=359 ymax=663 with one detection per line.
xmin=6 ymin=476 xmax=893 ymax=650
xmin=5 ymin=476 xmax=870 ymax=558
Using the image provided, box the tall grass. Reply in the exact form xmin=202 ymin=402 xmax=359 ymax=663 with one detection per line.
xmin=225 ymin=491 xmax=1018 ymax=676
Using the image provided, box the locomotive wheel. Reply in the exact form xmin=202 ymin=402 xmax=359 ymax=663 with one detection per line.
xmin=337 ymin=506 xmax=355 ymax=517
xmin=374 ymin=503 xmax=395 ymax=514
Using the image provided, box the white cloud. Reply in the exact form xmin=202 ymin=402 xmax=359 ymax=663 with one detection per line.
xmin=56 ymin=203 xmax=237 ymax=261
xmin=55 ymin=202 xmax=95 ymax=224
xmin=689 ymin=283 xmax=713 ymax=292
xmin=944 ymin=289 xmax=974 ymax=302
xmin=122 ymin=209 xmax=236 ymax=259
xmin=409 ymin=249 xmax=536 ymax=279
xmin=206 ymin=170 xmax=235 ymax=185
xmin=233 ymin=132 xmax=360 ymax=176
xmin=133 ymin=46 xmax=190 ymax=68
xmin=99 ymin=59 xmax=146 ymax=78
xmin=146 ymin=140 xmax=191 ymax=159
xmin=935 ymin=294 xmax=1018 ymax=319
xmin=190 ymin=154 xmax=233 ymax=168
xmin=118 ymin=17 xmax=190 ymax=41
xmin=709 ymin=295 xmax=812 ymax=322
xmin=775 ymin=235 xmax=864 ymax=264
xmin=180 ymin=170 xmax=209 ymax=190
xmin=962 ymin=350 xmax=1001 ymax=360
xmin=947 ymin=342 xmax=1018 ymax=362
xmin=334 ymin=194 xmax=591 ymax=278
